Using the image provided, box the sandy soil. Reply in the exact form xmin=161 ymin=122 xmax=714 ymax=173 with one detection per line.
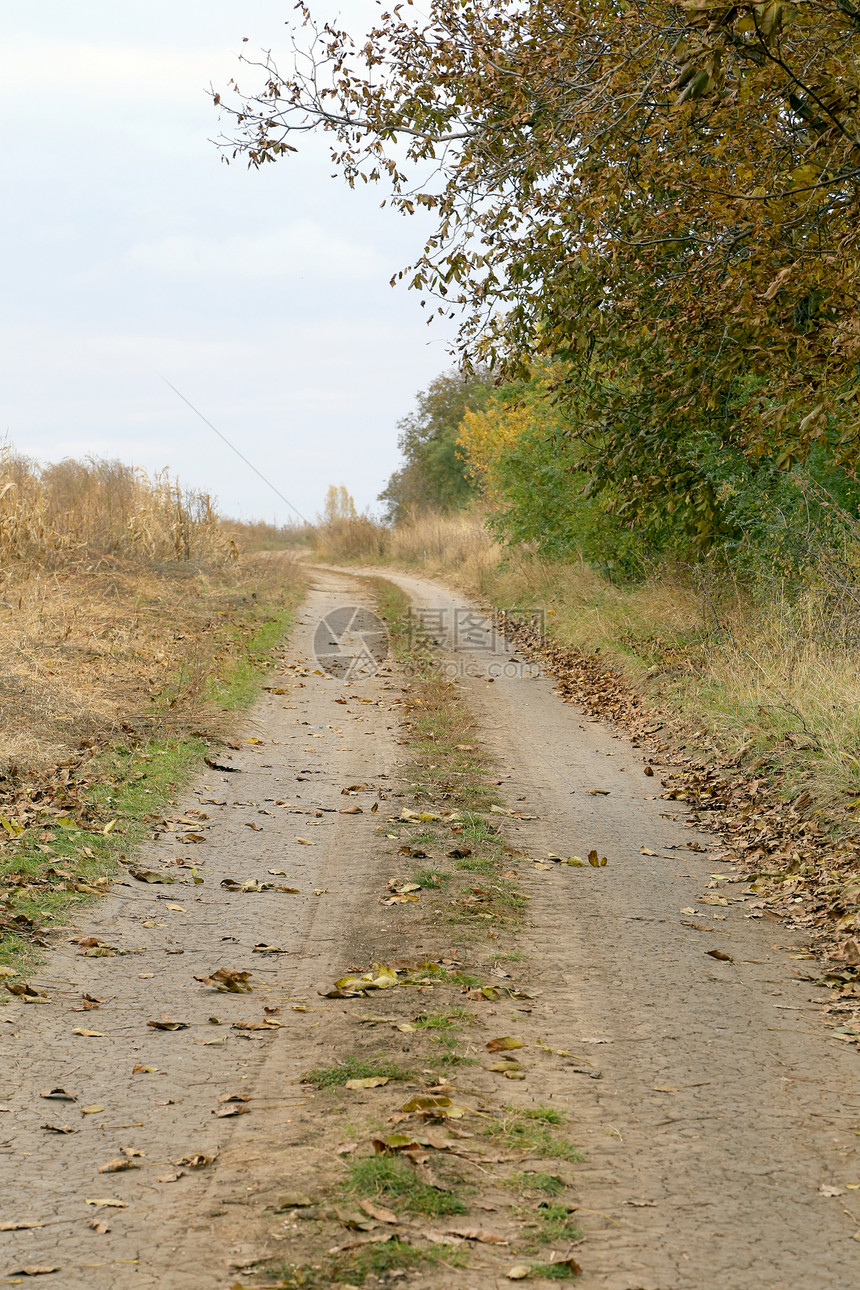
xmin=1 ymin=565 xmax=858 ymax=1290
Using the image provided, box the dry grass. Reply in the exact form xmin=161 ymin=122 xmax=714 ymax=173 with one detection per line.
xmin=0 ymin=447 xmax=306 ymax=784
xmin=227 ymin=517 xmax=314 ymax=551
xmin=1 ymin=450 xmax=225 ymax=564
xmin=315 ymin=508 xmax=860 ymax=812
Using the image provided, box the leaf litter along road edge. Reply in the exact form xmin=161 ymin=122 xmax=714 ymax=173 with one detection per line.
xmin=494 ymin=608 xmax=860 ymax=1047
xmin=0 ymin=558 xmax=307 ymax=978
xmin=234 ymin=575 xmax=588 ymax=1290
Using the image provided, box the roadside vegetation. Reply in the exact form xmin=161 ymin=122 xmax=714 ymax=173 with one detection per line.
xmin=0 ymin=449 xmax=304 ymax=968
xmin=218 ymin=1 xmax=860 ymax=980
xmin=241 ymin=575 xmax=585 ymax=1288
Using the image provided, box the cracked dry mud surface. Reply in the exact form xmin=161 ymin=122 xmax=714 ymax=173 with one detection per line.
xmin=2 ymin=565 xmax=859 ymax=1289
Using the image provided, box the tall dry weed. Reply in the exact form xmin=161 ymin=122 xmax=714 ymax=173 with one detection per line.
xmin=0 ymin=449 xmax=225 ymax=566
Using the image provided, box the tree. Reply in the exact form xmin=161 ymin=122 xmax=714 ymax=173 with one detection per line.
xmin=378 ymin=367 xmax=492 ymax=520
xmin=320 ymin=484 xmax=357 ymax=525
xmin=217 ymin=1 xmax=860 ymax=536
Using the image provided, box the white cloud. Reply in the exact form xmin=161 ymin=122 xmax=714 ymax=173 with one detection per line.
xmin=129 ymin=223 xmax=386 ymax=282
xmin=0 ymin=41 xmax=227 ymax=98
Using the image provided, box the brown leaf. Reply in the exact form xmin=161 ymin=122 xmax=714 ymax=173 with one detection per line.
xmin=0 ymin=1222 xmax=43 ymax=1232
xmin=445 ymin=1224 xmax=507 ymax=1244
xmin=41 ymin=1124 xmax=77 ymax=1134
xmin=98 ymin=1158 xmax=139 ymax=1173
xmin=204 ymin=755 xmax=240 ymax=772
xmin=706 ymin=949 xmax=734 ymax=962
xmin=6 ymin=1267 xmax=60 ymax=1277
xmin=486 ymin=1036 xmax=526 ymax=1052
xmin=147 ymin=1015 xmax=189 ymax=1031
xmin=40 ymin=1088 xmax=76 ymax=1102
xmin=88 ymin=1220 xmax=111 ymax=1233
xmin=359 ymin=1198 xmax=398 ymax=1224
xmin=194 ymin=969 xmax=252 ymax=993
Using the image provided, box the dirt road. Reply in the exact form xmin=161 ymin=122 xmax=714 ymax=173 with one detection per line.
xmin=1 ymin=565 xmax=858 ymax=1289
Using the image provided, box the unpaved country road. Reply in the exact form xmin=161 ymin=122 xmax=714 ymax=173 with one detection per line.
xmin=2 ymin=564 xmax=859 ymax=1290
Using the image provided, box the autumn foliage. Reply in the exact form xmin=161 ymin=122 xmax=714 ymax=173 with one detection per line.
xmin=220 ymin=0 xmax=860 ymax=539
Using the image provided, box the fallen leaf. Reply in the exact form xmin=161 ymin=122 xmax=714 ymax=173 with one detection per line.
xmin=0 ymin=1222 xmax=43 ymax=1232
xmin=194 ymin=969 xmax=253 ymax=993
xmin=85 ymin=1198 xmax=127 ymax=1209
xmin=81 ymin=1105 xmax=105 ymax=1115
xmin=6 ymin=1267 xmax=59 ymax=1277
xmin=88 ymin=1220 xmax=111 ymax=1233
xmin=446 ymin=1224 xmax=507 ymax=1244
xmin=40 ymin=1088 xmax=75 ymax=1102
xmin=214 ymin=1104 xmax=248 ymax=1117
xmin=41 ymin=1124 xmax=77 ymax=1134
xmin=172 ymin=1152 xmax=216 ymax=1168
xmin=231 ymin=1018 xmax=285 ymax=1031
xmin=340 ymin=806 xmax=363 ymax=815
xmin=345 ymin=1076 xmax=390 ymax=1090
xmin=5 ymin=982 xmax=48 ymax=1001
xmin=72 ymin=993 xmax=106 ymax=1012
xmin=486 ymin=1036 xmax=526 ymax=1052
xmin=132 ymin=1065 xmax=158 ymax=1074
xmin=819 ymin=1184 xmax=844 ymax=1197
xmin=274 ymin=1192 xmax=314 ymax=1211
xmin=706 ymin=949 xmax=734 ymax=962
xmin=588 ymin=849 xmax=609 ymax=867
xmin=204 ymin=755 xmax=240 ymax=773
xmin=128 ymin=868 xmax=176 ymax=885
xmin=156 ymin=1171 xmax=185 ymax=1183
xmin=72 ymin=1028 xmax=105 ymax=1038
xmin=359 ymin=1199 xmax=398 ymax=1224
xmin=147 ymin=1016 xmax=189 ymax=1031
xmin=98 ymin=1158 xmax=139 ymax=1173
xmin=507 ymin=1266 xmax=531 ymax=1281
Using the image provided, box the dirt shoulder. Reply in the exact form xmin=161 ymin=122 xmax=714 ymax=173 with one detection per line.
xmin=2 ymin=565 xmax=859 ymax=1290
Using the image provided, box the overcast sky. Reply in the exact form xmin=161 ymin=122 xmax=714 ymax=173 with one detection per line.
xmin=0 ymin=1 xmax=456 ymax=523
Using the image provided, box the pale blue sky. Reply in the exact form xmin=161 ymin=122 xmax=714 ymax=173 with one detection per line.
xmin=0 ymin=2 xmax=454 ymax=522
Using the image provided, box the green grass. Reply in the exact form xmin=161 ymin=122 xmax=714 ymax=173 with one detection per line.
xmin=266 ymin=1240 xmax=468 ymax=1287
xmin=411 ymin=867 xmax=450 ymax=889
xmin=344 ymin=1238 xmax=468 ymax=1282
xmin=303 ymin=1056 xmax=414 ymax=1090
xmin=1 ymin=584 xmax=302 ymax=972
xmin=205 ymin=602 xmax=298 ymax=710
xmin=484 ymin=1108 xmax=584 ymax=1162
xmin=0 ymin=736 xmax=205 ymax=971
xmin=527 ymin=1260 xmax=581 ymax=1281
xmin=506 ymin=1171 xmax=566 ymax=1196
xmin=412 ymin=1007 xmax=471 ymax=1032
xmin=522 ymin=1105 xmax=565 ymax=1125
xmin=346 ymin=1156 xmax=467 ymax=1218
xmin=535 ymin=1203 xmax=583 ymax=1244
